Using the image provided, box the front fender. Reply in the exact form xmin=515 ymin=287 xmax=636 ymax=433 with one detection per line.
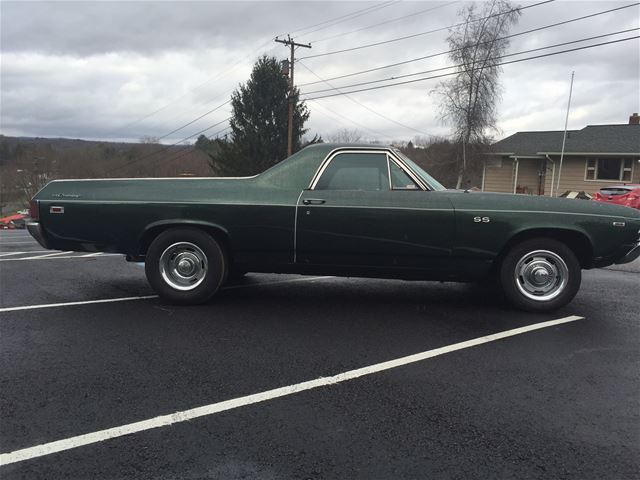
xmin=453 ymin=209 xmax=600 ymax=260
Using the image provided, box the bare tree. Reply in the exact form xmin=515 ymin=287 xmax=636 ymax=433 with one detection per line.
xmin=16 ymin=165 xmax=52 ymax=205
xmin=325 ymin=128 xmax=365 ymax=144
xmin=432 ymin=0 xmax=520 ymax=188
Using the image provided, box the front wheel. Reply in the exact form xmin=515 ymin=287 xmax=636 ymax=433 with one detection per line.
xmin=499 ymin=238 xmax=581 ymax=312
xmin=145 ymin=228 xmax=227 ymax=304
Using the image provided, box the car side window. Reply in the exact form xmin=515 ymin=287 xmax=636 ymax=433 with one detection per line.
xmin=389 ymin=160 xmax=419 ymax=190
xmin=315 ymin=153 xmax=389 ymax=191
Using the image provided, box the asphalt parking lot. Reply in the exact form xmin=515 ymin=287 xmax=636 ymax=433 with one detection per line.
xmin=0 ymin=229 xmax=638 ymax=479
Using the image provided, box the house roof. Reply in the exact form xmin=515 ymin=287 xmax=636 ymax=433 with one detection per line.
xmin=491 ymin=124 xmax=640 ymax=156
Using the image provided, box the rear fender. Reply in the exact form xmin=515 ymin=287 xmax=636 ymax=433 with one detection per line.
xmin=136 ymin=220 xmax=231 ymax=260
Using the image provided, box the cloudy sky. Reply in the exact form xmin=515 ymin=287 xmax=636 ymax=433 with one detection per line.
xmin=1 ymin=0 xmax=638 ymax=144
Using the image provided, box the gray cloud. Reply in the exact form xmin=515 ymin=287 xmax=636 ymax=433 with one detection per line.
xmin=1 ymin=1 xmax=638 ymax=143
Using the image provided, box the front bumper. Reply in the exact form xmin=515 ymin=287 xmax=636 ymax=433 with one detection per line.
xmin=26 ymin=222 xmax=50 ymax=249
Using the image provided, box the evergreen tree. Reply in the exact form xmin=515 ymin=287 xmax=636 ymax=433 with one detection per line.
xmin=202 ymin=56 xmax=309 ymax=176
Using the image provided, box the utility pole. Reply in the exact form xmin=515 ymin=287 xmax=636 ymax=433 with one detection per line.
xmin=275 ymin=35 xmax=311 ymax=157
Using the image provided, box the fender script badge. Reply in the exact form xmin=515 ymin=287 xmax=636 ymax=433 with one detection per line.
xmin=473 ymin=216 xmax=490 ymax=223
xmin=51 ymin=193 xmax=81 ymax=198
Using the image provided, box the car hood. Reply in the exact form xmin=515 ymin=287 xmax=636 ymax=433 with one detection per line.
xmin=447 ymin=190 xmax=640 ymax=220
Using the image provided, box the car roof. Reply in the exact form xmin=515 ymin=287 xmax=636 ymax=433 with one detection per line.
xmin=301 ymin=143 xmax=394 ymax=157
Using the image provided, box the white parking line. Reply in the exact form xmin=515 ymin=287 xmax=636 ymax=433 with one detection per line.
xmin=0 ymin=315 xmax=585 ymax=466
xmin=18 ymin=251 xmax=74 ymax=259
xmin=0 ymin=253 xmax=121 ymax=262
xmin=0 ymin=241 xmax=38 ymax=245
xmin=0 ymin=250 xmax=75 ymax=257
xmin=0 ymin=276 xmax=333 ymax=313
xmin=0 ymin=295 xmax=159 ymax=313
xmin=0 ymin=250 xmax=67 ymax=257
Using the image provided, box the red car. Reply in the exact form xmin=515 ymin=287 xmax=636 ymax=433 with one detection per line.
xmin=593 ymin=184 xmax=640 ymax=210
xmin=0 ymin=213 xmax=27 ymax=229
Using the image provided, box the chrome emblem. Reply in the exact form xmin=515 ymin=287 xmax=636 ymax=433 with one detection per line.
xmin=51 ymin=193 xmax=80 ymax=198
xmin=612 ymin=221 xmax=625 ymax=227
xmin=474 ymin=216 xmax=490 ymax=223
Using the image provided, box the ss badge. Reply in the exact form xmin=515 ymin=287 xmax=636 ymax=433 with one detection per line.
xmin=473 ymin=216 xmax=490 ymax=223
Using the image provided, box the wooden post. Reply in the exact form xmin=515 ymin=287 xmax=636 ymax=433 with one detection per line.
xmin=275 ymin=36 xmax=311 ymax=157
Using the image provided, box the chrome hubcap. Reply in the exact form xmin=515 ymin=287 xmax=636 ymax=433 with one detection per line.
xmin=159 ymin=242 xmax=208 ymax=291
xmin=514 ymin=250 xmax=568 ymax=301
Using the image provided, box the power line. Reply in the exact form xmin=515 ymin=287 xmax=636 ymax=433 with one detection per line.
xmin=111 ymin=117 xmax=230 ymax=173
xmin=206 ymin=126 xmax=231 ymax=140
xmin=299 ymin=0 xmax=556 ymax=60
xmin=138 ymin=0 xmax=400 ymax=139
xmin=157 ymin=126 xmax=232 ymax=167
xmin=103 ymin=37 xmax=276 ymax=138
xmin=138 ymin=84 xmax=237 ymax=139
xmin=104 ymin=2 xmax=398 ymax=145
xmin=290 ymin=1 xmax=400 ymax=38
xmin=303 ymin=29 xmax=639 ymax=96
xmin=308 ymin=1 xmax=460 ymax=44
xmin=157 ymin=100 xmax=231 ymax=141
xmin=298 ymin=3 xmax=640 ymax=87
xmin=123 ymin=42 xmax=281 ymax=144
xmin=308 ymin=99 xmax=395 ymax=141
xmin=303 ymin=35 xmax=639 ymax=100
xmin=104 ymin=4 xmax=402 ymax=170
xmin=298 ymin=61 xmax=440 ymax=138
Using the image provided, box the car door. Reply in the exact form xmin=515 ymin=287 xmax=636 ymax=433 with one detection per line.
xmin=295 ymin=150 xmax=455 ymax=271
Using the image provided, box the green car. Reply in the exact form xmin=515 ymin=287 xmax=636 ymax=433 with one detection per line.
xmin=27 ymin=144 xmax=640 ymax=311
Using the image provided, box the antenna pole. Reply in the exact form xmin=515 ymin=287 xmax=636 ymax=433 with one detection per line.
xmin=555 ymin=71 xmax=575 ymax=197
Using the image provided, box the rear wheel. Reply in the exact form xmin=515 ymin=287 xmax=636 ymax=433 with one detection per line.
xmin=499 ymin=238 xmax=581 ymax=312
xmin=145 ymin=228 xmax=227 ymax=304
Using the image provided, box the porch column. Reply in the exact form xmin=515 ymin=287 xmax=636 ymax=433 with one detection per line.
xmin=481 ymin=160 xmax=486 ymax=191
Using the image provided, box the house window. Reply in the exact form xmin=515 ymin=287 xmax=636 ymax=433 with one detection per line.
xmin=586 ymin=159 xmax=596 ymax=180
xmin=585 ymin=158 xmax=633 ymax=181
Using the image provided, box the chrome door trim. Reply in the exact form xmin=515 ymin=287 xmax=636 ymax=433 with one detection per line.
xmin=293 ymin=189 xmax=305 ymax=263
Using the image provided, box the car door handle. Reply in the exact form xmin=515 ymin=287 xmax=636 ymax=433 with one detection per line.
xmin=303 ymin=199 xmax=326 ymax=205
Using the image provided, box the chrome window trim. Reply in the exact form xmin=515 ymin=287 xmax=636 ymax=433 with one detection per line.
xmin=308 ymin=147 xmax=432 ymax=191
xmin=309 ymin=148 xmax=388 ymax=190
xmin=388 ymin=155 xmax=422 ymax=191
xmin=30 ymin=199 xmax=293 ymax=207
xmin=308 ymin=148 xmax=367 ymax=189
xmin=388 ymin=150 xmax=432 ymax=191
xmin=50 ymin=175 xmax=260 ymax=181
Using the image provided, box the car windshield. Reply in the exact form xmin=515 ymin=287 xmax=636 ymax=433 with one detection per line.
xmin=393 ymin=150 xmax=446 ymax=191
xmin=600 ymin=187 xmax=632 ymax=196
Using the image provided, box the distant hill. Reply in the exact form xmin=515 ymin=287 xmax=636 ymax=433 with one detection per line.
xmin=0 ymin=135 xmax=212 ymax=213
